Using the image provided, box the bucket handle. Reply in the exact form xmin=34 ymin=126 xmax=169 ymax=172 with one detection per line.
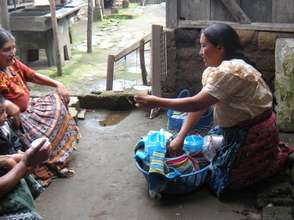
xmin=177 ymin=89 xmax=191 ymax=98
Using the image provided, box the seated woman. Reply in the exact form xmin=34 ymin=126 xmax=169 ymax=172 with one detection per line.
xmin=0 ymin=28 xmax=79 ymax=185
xmin=135 ymin=23 xmax=293 ymax=196
xmin=0 ymin=95 xmax=51 ymax=219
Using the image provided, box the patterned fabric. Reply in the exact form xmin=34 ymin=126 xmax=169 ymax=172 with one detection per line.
xmin=149 ymin=151 xmax=165 ymax=175
xmin=0 ymin=123 xmax=43 ymax=219
xmin=20 ymin=93 xmax=79 ymax=184
xmin=0 ymin=177 xmax=43 ymax=220
xmin=209 ymin=112 xmax=292 ymax=196
xmin=201 ymin=59 xmax=273 ymax=127
xmin=0 ymin=59 xmax=36 ymax=112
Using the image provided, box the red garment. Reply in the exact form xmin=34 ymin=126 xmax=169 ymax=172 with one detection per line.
xmin=0 ymin=59 xmax=36 ymax=112
xmin=229 ymin=113 xmax=293 ymax=189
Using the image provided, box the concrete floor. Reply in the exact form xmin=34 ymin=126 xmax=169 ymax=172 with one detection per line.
xmin=35 ymin=110 xmax=259 ymax=220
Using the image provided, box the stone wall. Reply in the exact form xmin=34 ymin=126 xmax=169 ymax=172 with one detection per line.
xmin=163 ymin=28 xmax=294 ymax=97
xmin=275 ymin=38 xmax=294 ymax=132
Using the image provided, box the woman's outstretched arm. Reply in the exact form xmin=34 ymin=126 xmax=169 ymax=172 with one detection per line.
xmin=29 ymin=73 xmax=69 ymax=105
xmin=135 ymin=90 xmax=218 ymax=112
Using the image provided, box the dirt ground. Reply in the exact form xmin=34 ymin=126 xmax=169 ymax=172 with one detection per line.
xmin=35 ymin=110 xmax=260 ymax=220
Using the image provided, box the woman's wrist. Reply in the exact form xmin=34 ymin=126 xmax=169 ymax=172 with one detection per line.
xmin=18 ymin=160 xmax=30 ymax=172
xmin=54 ymin=81 xmax=63 ymax=88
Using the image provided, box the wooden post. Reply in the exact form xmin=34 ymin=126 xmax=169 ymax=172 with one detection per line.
xmin=106 ymin=55 xmax=115 ymax=90
xmin=49 ymin=0 xmax=63 ymax=76
xmin=0 ymin=0 xmax=10 ymax=30
xmin=98 ymin=0 xmax=104 ymax=21
xmin=94 ymin=0 xmax=103 ymax=21
xmin=151 ymin=25 xmax=163 ymax=97
xmin=139 ymin=39 xmax=148 ymax=86
xmin=166 ymin=0 xmax=180 ymax=28
xmin=220 ymin=0 xmax=251 ymax=23
xmin=87 ymin=0 xmax=93 ymax=53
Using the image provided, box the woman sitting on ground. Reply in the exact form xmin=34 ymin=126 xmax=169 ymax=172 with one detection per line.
xmin=0 ymin=28 xmax=79 ymax=185
xmin=135 ymin=23 xmax=293 ymax=196
xmin=0 ymin=95 xmax=51 ymax=219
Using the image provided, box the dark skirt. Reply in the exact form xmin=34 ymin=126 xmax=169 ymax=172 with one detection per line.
xmin=209 ymin=112 xmax=292 ymax=196
xmin=0 ymin=176 xmax=43 ymax=220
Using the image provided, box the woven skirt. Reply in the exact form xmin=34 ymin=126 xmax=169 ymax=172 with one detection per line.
xmin=20 ymin=93 xmax=80 ymax=184
xmin=209 ymin=112 xmax=293 ymax=195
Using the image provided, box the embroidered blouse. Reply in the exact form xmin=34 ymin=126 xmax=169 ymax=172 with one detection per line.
xmin=201 ymin=59 xmax=273 ymax=128
xmin=0 ymin=59 xmax=37 ymax=112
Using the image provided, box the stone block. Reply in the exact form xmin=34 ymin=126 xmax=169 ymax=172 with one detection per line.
xmin=175 ymin=28 xmax=200 ymax=48
xmin=69 ymin=96 xmax=79 ymax=108
xmin=275 ymin=38 xmax=294 ymax=132
xmin=78 ymin=91 xmax=135 ymax=110
xmin=237 ymin=30 xmax=256 ymax=46
xmin=176 ymin=47 xmax=198 ymax=60
xmin=258 ymin=32 xmax=279 ymax=50
xmin=262 ymin=206 xmax=292 ymax=220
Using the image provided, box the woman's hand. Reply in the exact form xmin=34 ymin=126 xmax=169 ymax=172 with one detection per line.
xmin=168 ymin=136 xmax=184 ymax=157
xmin=22 ymin=138 xmax=51 ymax=167
xmin=134 ymin=95 xmax=158 ymax=108
xmin=56 ymin=82 xmax=70 ymax=106
xmin=0 ymin=153 xmax=23 ymax=171
xmin=4 ymin=100 xmax=21 ymax=128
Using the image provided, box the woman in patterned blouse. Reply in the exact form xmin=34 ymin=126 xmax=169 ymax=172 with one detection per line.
xmin=0 ymin=28 xmax=79 ymax=185
xmin=135 ymin=23 xmax=292 ymax=195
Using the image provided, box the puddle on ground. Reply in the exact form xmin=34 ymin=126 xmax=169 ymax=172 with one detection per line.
xmin=99 ymin=111 xmax=131 ymax=126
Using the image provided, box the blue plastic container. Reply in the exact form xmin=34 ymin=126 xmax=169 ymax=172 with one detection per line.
xmin=134 ymin=141 xmax=209 ymax=195
xmin=183 ymin=135 xmax=204 ymax=154
xmin=167 ymin=89 xmax=214 ymax=134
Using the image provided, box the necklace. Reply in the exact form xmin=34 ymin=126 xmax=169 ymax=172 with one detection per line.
xmin=0 ymin=66 xmax=14 ymax=76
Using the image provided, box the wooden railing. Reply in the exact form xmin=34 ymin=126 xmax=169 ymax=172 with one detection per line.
xmin=106 ymin=33 xmax=151 ymax=90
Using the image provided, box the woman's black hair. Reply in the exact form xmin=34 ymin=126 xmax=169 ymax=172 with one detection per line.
xmin=201 ymin=23 xmax=256 ymax=68
xmin=0 ymin=28 xmax=15 ymax=49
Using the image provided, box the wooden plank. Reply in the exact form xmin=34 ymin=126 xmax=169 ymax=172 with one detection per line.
xmin=49 ymin=0 xmax=63 ymax=75
xmin=220 ymin=0 xmax=251 ymax=23
xmin=151 ymin=25 xmax=162 ymax=97
xmin=240 ymin=0 xmax=271 ymax=23
xmin=272 ymin=0 xmax=294 ymax=23
xmin=106 ymin=54 xmax=115 ymax=90
xmin=77 ymin=109 xmax=86 ymax=120
xmin=210 ymin=0 xmax=239 ymax=21
xmin=139 ymin=39 xmax=148 ymax=86
xmin=87 ymin=0 xmax=93 ymax=53
xmin=44 ymin=5 xmax=85 ymax=19
xmin=180 ymin=0 xmax=209 ymax=21
xmin=114 ymin=33 xmax=151 ymax=61
xmin=179 ymin=20 xmax=294 ymax=33
xmin=166 ymin=0 xmax=180 ymax=28
xmin=0 ymin=0 xmax=10 ymax=30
